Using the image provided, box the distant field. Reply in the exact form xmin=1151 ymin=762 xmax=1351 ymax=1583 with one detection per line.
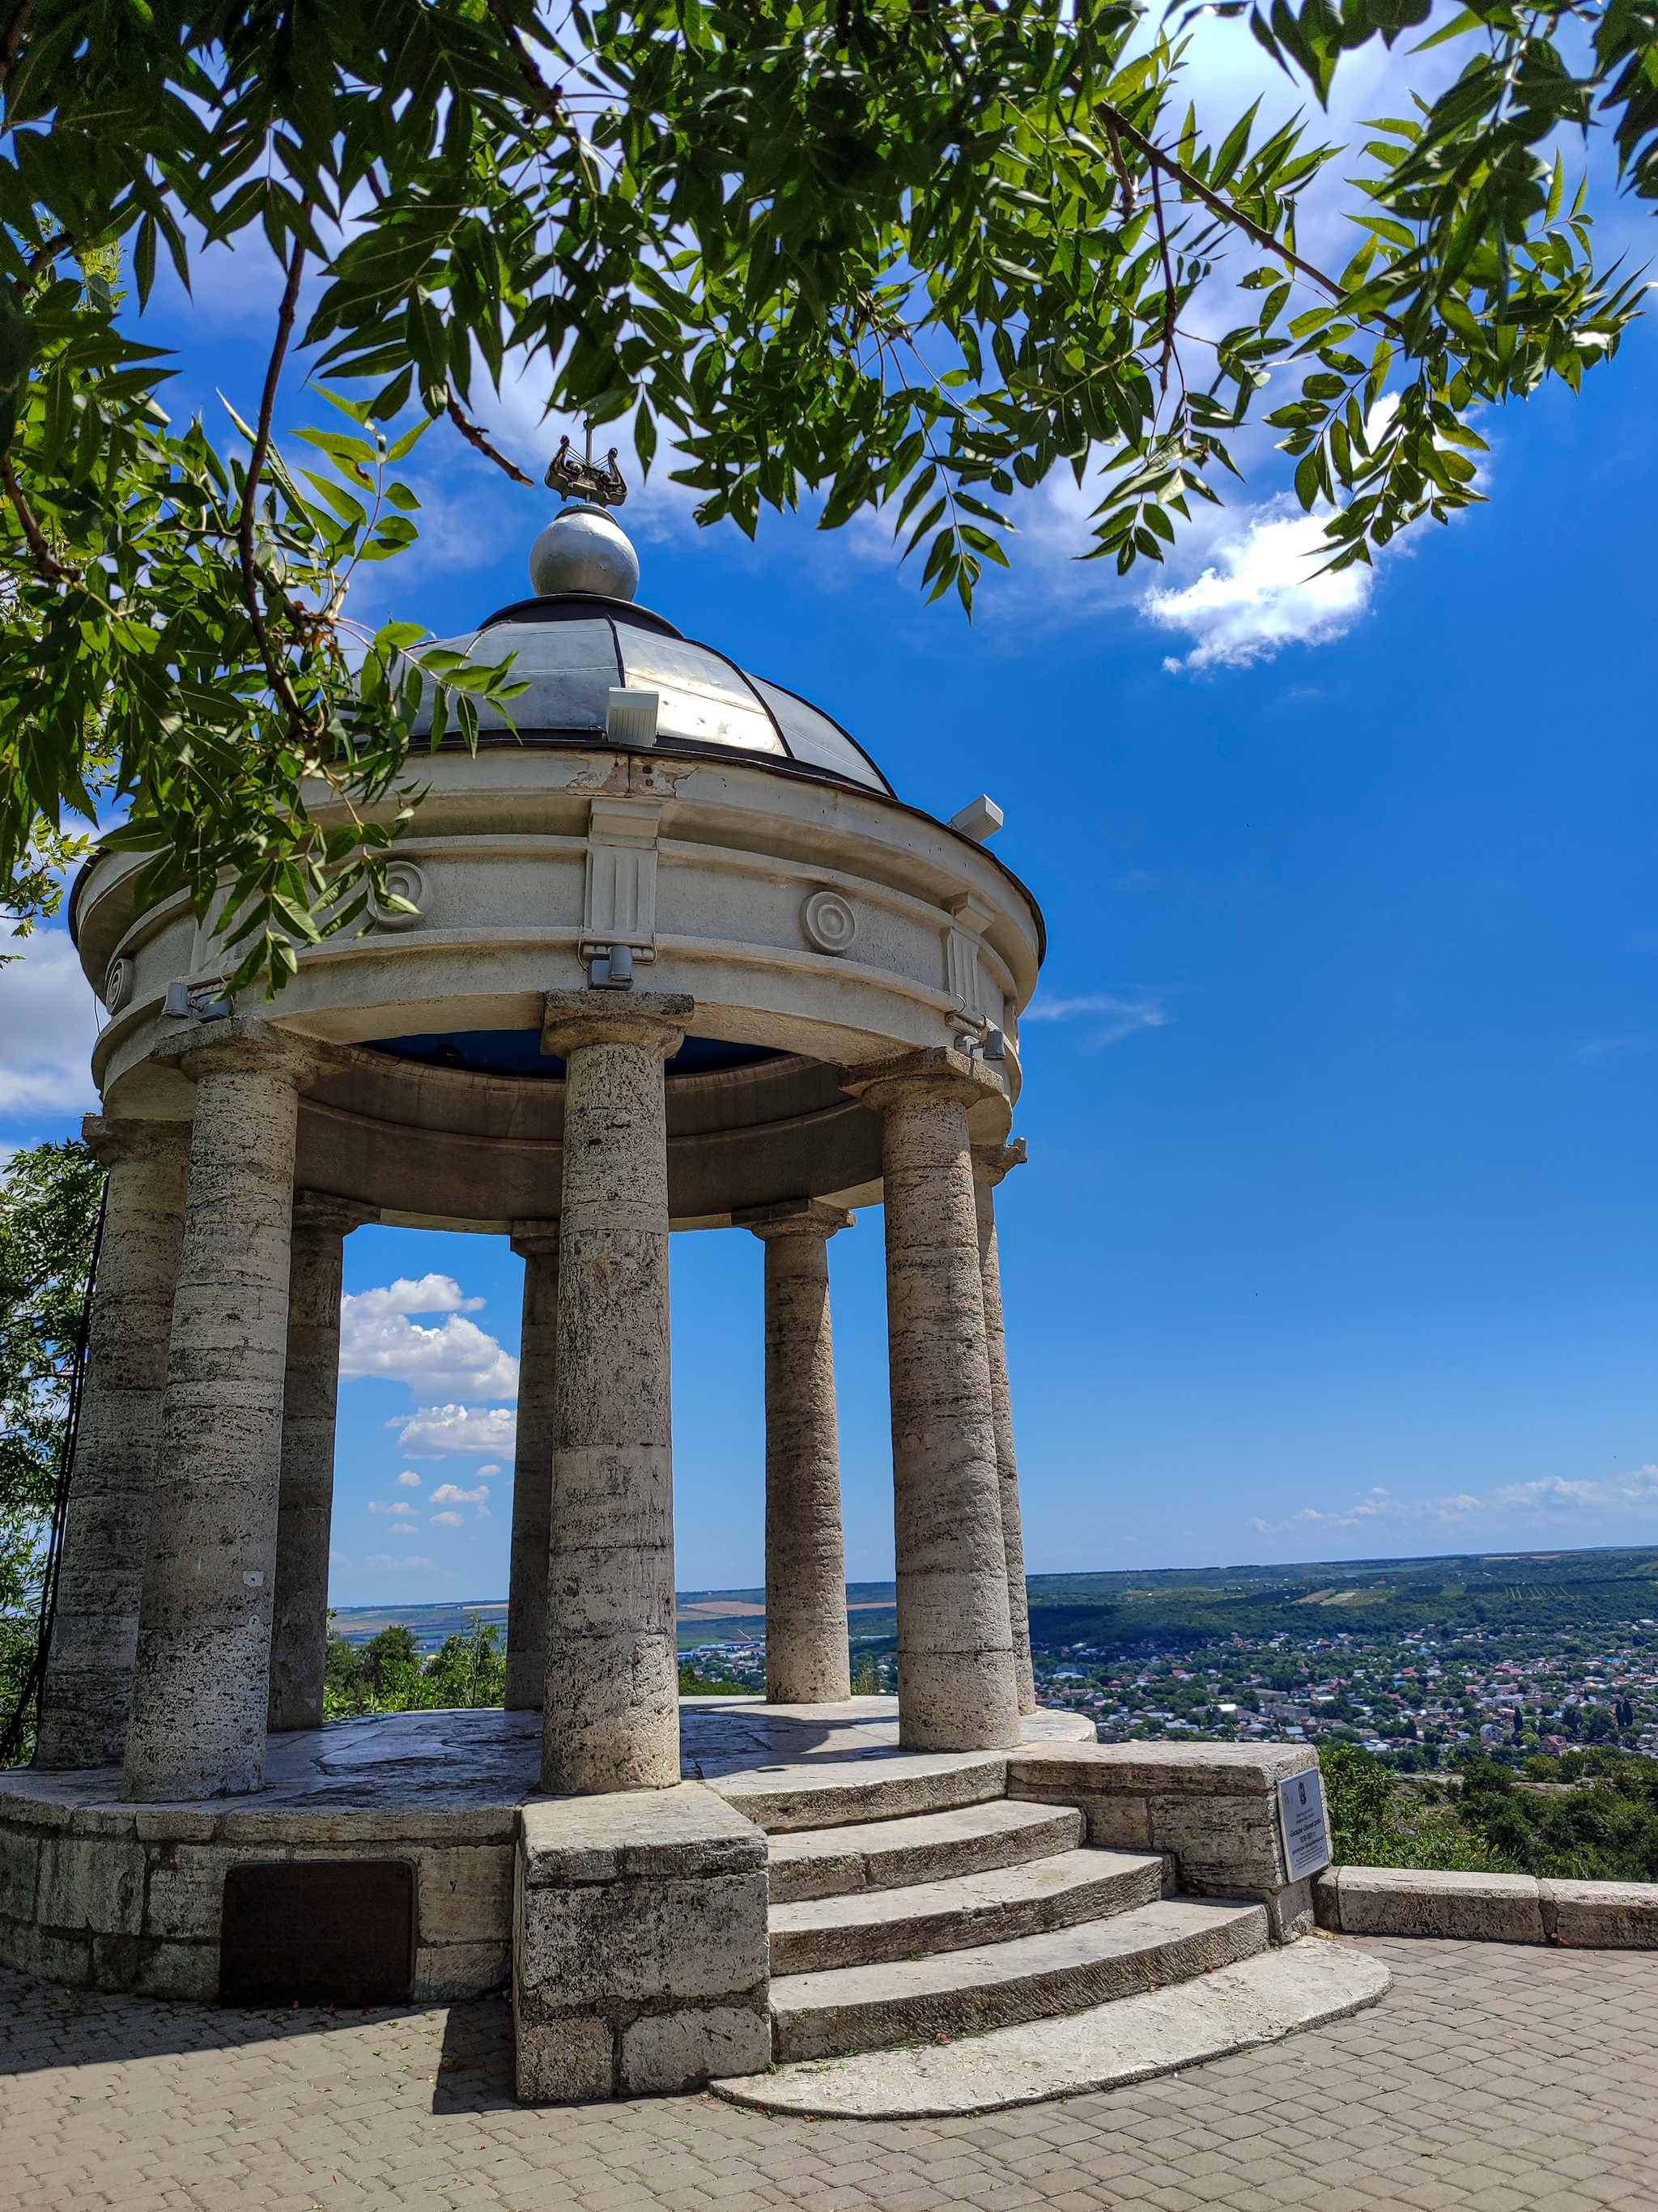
xmin=330 ymin=1547 xmax=1658 ymax=1655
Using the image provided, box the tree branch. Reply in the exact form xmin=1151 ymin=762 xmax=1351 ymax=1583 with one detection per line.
xmin=26 ymin=230 xmax=69 ymax=283
xmin=1100 ymin=101 xmax=1401 ymax=334
xmin=485 ymin=0 xmax=564 ymax=124
xmin=238 ymin=245 xmax=307 ymax=720
xmin=2 ymin=458 xmax=74 ymax=581
xmin=444 ymin=387 xmax=534 ymax=485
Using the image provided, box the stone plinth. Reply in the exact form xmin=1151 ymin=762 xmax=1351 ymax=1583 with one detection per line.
xmin=1008 ymin=1742 xmax=1324 ymax=1941
xmin=514 ymin=1782 xmax=772 ymax=2101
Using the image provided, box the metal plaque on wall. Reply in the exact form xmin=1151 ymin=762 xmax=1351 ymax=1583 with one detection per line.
xmin=1278 ymin=1767 xmax=1333 ymax=1882
xmin=219 ymin=1860 xmax=415 ymax=2007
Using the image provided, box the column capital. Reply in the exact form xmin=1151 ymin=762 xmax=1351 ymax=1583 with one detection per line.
xmin=971 ymin=1137 xmax=1028 ymax=1189
xmin=81 ymin=1113 xmax=191 ymax=1169
xmin=510 ymin=1218 xmax=563 ymax=1259
xmin=152 ymin=1015 xmax=338 ymax=1090
xmin=542 ymin=989 xmax=693 ymax=1063
xmin=293 ymin=1189 xmax=379 ymax=1237
xmin=734 ymin=1197 xmax=854 ymax=1243
xmin=839 ymin=1044 xmax=1006 ymax=1117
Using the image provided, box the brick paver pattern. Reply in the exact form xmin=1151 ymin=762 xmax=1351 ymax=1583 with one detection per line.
xmin=3 ymin=1936 xmax=1656 ymax=2211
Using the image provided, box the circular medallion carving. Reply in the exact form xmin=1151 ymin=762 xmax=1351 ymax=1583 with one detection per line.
xmin=103 ymin=955 xmax=134 ymax=1013
xmin=801 ymin=890 xmax=857 ymax=957
xmin=372 ymin=859 xmax=428 ymax=931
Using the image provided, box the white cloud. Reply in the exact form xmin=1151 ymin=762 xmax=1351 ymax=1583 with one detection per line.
xmin=476 ymin=1463 xmax=502 ymax=1478
xmin=1023 ymin=990 xmax=1173 ymax=1049
xmin=389 ymin=1521 xmax=421 ymax=1534
xmin=366 ymin=1553 xmax=437 ymax=1572
xmin=1143 ymin=501 xmax=1373 ymax=673
xmin=367 ymin=1501 xmax=417 ymax=1516
xmin=397 ymin=1470 xmax=421 ymax=1488
xmin=1572 ymin=1034 xmax=1648 ymax=1066
xmin=0 ymin=929 xmax=103 ymax=1122
xmin=392 ymin=1403 xmax=519 ymax=1457
xmin=341 ymin=1274 xmax=518 ymax=1399
xmin=1250 ymin=1466 xmax=1658 ymax=1547
xmin=431 ymin=1482 xmax=491 ymax=1507
xmin=431 ymin=1510 xmax=465 ymax=1527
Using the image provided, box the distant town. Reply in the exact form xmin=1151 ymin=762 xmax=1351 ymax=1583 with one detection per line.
xmin=328 ymin=1543 xmax=1658 ymax=1767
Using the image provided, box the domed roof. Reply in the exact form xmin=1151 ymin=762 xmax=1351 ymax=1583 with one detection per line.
xmin=410 ymin=503 xmax=892 ymax=798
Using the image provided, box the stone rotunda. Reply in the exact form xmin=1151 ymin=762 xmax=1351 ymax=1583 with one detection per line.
xmin=0 ymin=485 xmax=1366 ymax=2112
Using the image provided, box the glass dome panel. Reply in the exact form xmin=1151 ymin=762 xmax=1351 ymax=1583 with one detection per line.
xmin=750 ymin=678 xmax=887 ymax=793
xmin=619 ymin=635 xmax=784 ymax=755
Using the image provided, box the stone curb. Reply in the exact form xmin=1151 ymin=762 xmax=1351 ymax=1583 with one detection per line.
xmin=1315 ymin=1865 xmax=1658 ymax=1948
xmin=710 ymin=1939 xmax=1392 ymax=2119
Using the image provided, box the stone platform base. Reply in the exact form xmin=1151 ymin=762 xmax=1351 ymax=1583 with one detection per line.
xmin=0 ymin=1699 xmax=1090 ymax=2005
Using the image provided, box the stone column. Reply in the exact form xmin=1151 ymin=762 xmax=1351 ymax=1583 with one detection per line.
xmin=973 ymin=1140 xmax=1036 ymax=1716
xmin=35 ymin=1117 xmax=192 ymax=1770
xmin=737 ymin=1200 xmax=852 ymax=1706
xmin=506 ymin=1220 xmax=559 ymax=1712
xmin=841 ymin=1046 xmax=1019 ymax=1753
xmin=539 ymin=989 xmax=692 ymax=1794
xmin=121 ymin=1020 xmax=321 ymax=1802
xmin=267 ymin=1192 xmax=375 ymax=1733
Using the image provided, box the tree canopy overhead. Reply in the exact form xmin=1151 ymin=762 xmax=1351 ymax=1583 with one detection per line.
xmin=0 ymin=0 xmax=1651 ymax=990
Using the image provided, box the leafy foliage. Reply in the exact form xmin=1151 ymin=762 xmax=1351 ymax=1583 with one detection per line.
xmin=0 ymin=0 xmax=1652 ymax=988
xmin=324 ymin=1614 xmax=507 ymax=1716
xmin=0 ymin=1138 xmax=101 ymax=1765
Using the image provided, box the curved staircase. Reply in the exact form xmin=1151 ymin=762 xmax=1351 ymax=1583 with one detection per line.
xmin=709 ymin=1750 xmax=1272 ymax=2069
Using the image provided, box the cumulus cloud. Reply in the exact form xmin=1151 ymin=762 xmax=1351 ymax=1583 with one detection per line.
xmin=1143 ymin=501 xmax=1373 ymax=673
xmin=389 ymin=1521 xmax=421 ymax=1534
xmin=1022 ymin=990 xmax=1173 ymax=1049
xmin=476 ymin=1463 xmax=503 ymax=1478
xmin=367 ymin=1500 xmax=417 ymax=1516
xmin=366 ymin=1553 xmax=436 ymax=1572
xmin=397 ymin=1470 xmax=421 ymax=1488
xmin=431 ymin=1510 xmax=465 ymax=1527
xmin=392 ymin=1404 xmax=519 ymax=1457
xmin=341 ymin=1274 xmax=518 ymax=1399
xmin=431 ymin=1482 xmax=491 ymax=1519
xmin=0 ymin=929 xmax=103 ymax=1122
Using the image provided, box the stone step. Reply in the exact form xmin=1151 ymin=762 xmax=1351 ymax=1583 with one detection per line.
xmin=768 ymin=1799 xmax=1086 ymax=1904
xmin=707 ymin=1750 xmax=1010 ymax=1835
xmin=769 ymin=1847 xmax=1166 ymax=1975
xmin=768 ymin=1895 xmax=1269 ymax=2064
xmin=719 ymin=1938 xmax=1392 ymax=2117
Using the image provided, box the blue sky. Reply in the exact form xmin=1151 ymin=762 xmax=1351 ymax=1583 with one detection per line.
xmin=4 ymin=27 xmax=1657 ymax=1602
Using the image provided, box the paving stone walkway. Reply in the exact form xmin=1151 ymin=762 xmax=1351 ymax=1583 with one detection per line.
xmin=3 ymin=1935 xmax=1655 ymax=2211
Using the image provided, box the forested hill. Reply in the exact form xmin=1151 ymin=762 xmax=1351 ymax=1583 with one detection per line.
xmin=330 ymin=1546 xmax=1658 ymax=1655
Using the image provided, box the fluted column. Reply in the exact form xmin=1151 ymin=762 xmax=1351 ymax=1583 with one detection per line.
xmin=841 ymin=1046 xmax=1019 ymax=1752
xmin=35 ymin=1117 xmax=192 ymax=1769
xmin=539 ymin=989 xmax=691 ymax=1793
xmin=506 ymin=1220 xmax=559 ymax=1712
xmin=267 ymin=1192 xmax=375 ymax=1733
xmin=121 ymin=1020 xmax=321 ymax=1802
xmin=737 ymin=1200 xmax=852 ymax=1705
xmin=972 ymin=1140 xmax=1035 ymax=1716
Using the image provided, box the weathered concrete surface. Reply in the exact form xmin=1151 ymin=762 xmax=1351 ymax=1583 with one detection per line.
xmin=36 ymin=1117 xmax=192 ymax=1772
xmin=767 ymin=1798 xmax=1084 ymax=1904
xmin=268 ymin=1193 xmax=372 ymax=1733
xmin=1008 ymin=1740 xmax=1322 ymax=1942
xmin=738 ymin=1199 xmax=852 ymax=1705
xmin=719 ymin=1937 xmax=1392 ymax=2118
xmin=1316 ymin=1865 xmax=1546 ymax=1943
xmin=1316 ymin=1863 xmax=1658 ymax=1946
xmin=972 ymin=1141 xmax=1035 ymax=1716
xmin=841 ymin=1048 xmax=1018 ymax=1755
xmin=678 ymin=1693 xmax=1091 ymax=1785
xmin=514 ymin=1781 xmax=770 ymax=2101
xmin=541 ymin=993 xmax=691 ymax=1797
xmin=768 ymin=1847 xmax=1165 ymax=1976
xmin=123 ymin=1022 xmax=322 ymax=1803
xmin=770 ymin=1896 xmax=1269 ymax=2062
xmin=1541 ymin=1875 xmax=1658 ymax=1947
xmin=506 ymin=1222 xmax=559 ymax=1711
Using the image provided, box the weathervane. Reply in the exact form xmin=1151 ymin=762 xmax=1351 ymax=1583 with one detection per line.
xmin=545 ymin=424 xmax=627 ymax=508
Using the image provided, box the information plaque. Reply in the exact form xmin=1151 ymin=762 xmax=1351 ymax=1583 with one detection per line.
xmin=1278 ymin=1767 xmax=1333 ymax=1882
